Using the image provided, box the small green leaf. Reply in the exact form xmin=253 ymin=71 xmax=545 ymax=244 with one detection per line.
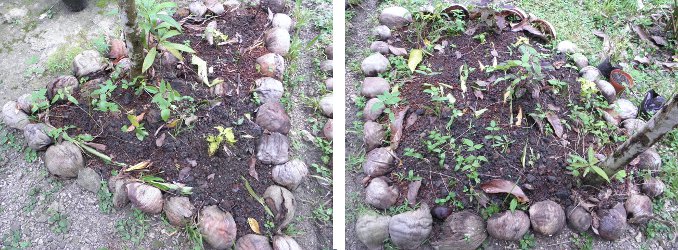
xmin=407 ymin=49 xmax=423 ymax=72
xmin=142 ymin=47 xmax=158 ymax=72
xmin=509 ymin=198 xmax=518 ymax=211
xmin=160 ymin=109 xmax=170 ymax=122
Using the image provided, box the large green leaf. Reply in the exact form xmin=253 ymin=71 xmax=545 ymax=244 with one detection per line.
xmin=164 ymin=42 xmax=194 ymax=53
xmin=590 ymin=165 xmax=610 ymax=182
xmin=157 ymin=14 xmax=181 ymax=31
xmin=142 ymin=47 xmax=158 ymax=72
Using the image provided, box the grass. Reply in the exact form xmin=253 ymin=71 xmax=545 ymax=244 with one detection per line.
xmin=1 ymin=229 xmax=31 ymax=249
xmin=115 ymin=208 xmax=149 ymax=245
xmin=97 ymin=180 xmax=113 ymax=214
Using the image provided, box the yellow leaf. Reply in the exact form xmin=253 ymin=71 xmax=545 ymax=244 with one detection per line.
xmin=407 ymin=49 xmax=423 ymax=72
xmin=247 ymin=218 xmax=261 ymax=234
xmin=124 ymin=160 xmax=152 ymax=172
xmin=516 ymin=106 xmax=523 ymax=126
xmin=166 ymin=119 xmax=180 ymax=128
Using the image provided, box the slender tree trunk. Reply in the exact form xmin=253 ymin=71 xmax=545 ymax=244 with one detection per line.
xmin=120 ymin=0 xmax=144 ymax=78
xmin=602 ymin=94 xmax=678 ymax=175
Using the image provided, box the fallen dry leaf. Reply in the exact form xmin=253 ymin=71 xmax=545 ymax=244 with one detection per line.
xmin=650 ymin=36 xmax=668 ymax=46
xmin=389 ymin=106 xmax=410 ymax=150
xmin=248 ymin=156 xmax=259 ymax=181
xmin=515 ymin=106 xmax=523 ymax=126
xmin=631 ymin=24 xmax=659 ymax=49
xmin=247 ymin=218 xmax=261 ymax=234
xmin=156 ymin=133 xmax=166 ymax=147
xmin=473 ymin=89 xmax=484 ymax=99
xmin=109 ymin=39 xmax=127 ymax=60
xmin=545 ymin=111 xmax=564 ymax=138
xmin=480 ymin=179 xmax=529 ymax=203
xmin=124 ymin=160 xmax=152 ymax=172
xmin=83 ymin=142 xmax=107 ymax=151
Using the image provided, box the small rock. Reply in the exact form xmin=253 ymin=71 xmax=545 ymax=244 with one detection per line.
xmin=254 ymin=77 xmax=284 ymax=104
xmin=373 ymin=25 xmax=391 ymax=40
xmin=566 ymin=206 xmax=592 ymax=233
xmin=16 ymin=94 xmax=32 ymax=114
xmin=164 ymin=196 xmax=195 ymax=226
xmin=325 ymin=44 xmax=333 ymax=60
xmin=76 ymin=168 xmax=101 ymax=193
xmin=572 ymin=53 xmax=588 ymax=69
xmin=622 ymin=119 xmax=646 ymax=135
xmin=557 ymin=40 xmax=577 ymax=54
xmin=363 ymin=121 xmax=385 ymax=151
xmin=642 ymin=177 xmax=665 ymax=198
xmin=406 ymin=180 xmax=421 ymax=206
xmin=261 ymin=0 xmax=287 ymax=13
xmin=325 ymin=78 xmax=333 ymax=91
xmin=265 ymin=28 xmax=291 ymax=56
xmin=263 ymin=185 xmax=296 ymax=229
xmin=236 ymin=234 xmax=272 ymax=250
xmin=529 ymin=200 xmax=565 ymax=236
xmin=625 ymin=194 xmax=652 ymax=224
xmin=73 ymin=50 xmax=107 ymax=77
xmin=256 ymin=132 xmax=290 ymax=165
xmin=108 ymin=175 xmax=129 ymax=208
xmin=23 ymin=123 xmax=52 ymax=150
xmin=45 ymin=141 xmax=84 ymax=178
xmin=319 ymin=94 xmax=333 ymax=117
xmin=2 ymin=101 xmax=29 ymax=130
xmin=320 ymin=60 xmax=333 ymax=76
xmin=46 ymin=75 xmax=79 ymax=101
xmin=370 ymin=41 xmax=390 ymax=55
xmin=365 ymin=178 xmax=399 ymax=209
xmin=127 ymin=182 xmax=164 ymax=214
xmin=257 ymin=53 xmax=285 ymax=79
xmin=355 ymin=214 xmax=390 ymax=250
xmin=272 ymin=13 xmax=293 ymax=31
xmin=272 ymin=159 xmax=308 ymax=190
xmin=635 ymin=148 xmax=661 ymax=171
xmin=597 ymin=203 xmax=627 ymax=241
xmin=580 ymin=66 xmax=601 ymax=82
xmin=323 ymin=119 xmax=333 ymax=140
xmin=379 ymin=6 xmax=413 ymax=29
xmin=486 ymin=210 xmax=530 ymax=241
xmin=432 ymin=211 xmax=487 ymax=250
xmin=595 ymin=80 xmax=616 ymax=103
xmin=189 ymin=2 xmax=208 ymax=17
xmin=389 ymin=204 xmax=432 ymax=249
xmin=256 ymin=102 xmax=291 ymax=134
xmin=431 ymin=206 xmax=453 ymax=220
xmin=199 ymin=205 xmax=237 ymax=249
xmin=363 ymin=98 xmax=385 ymax=121
xmin=272 ymin=235 xmax=302 ymax=250
xmin=223 ymin=0 xmax=240 ymax=11
xmin=363 ymin=147 xmax=394 ymax=177
xmin=361 ymin=53 xmax=389 ymax=76
xmin=361 ymin=77 xmax=390 ymax=97
xmin=205 ymin=0 xmax=225 ymax=15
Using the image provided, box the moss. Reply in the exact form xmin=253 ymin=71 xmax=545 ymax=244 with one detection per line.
xmin=45 ymin=44 xmax=86 ymax=75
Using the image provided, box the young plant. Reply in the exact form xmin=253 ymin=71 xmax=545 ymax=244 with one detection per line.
xmin=425 ymin=130 xmax=452 ymax=167
xmin=29 ymin=89 xmax=50 ymax=113
xmin=567 ymin=146 xmax=610 ymax=182
xmin=91 ymin=79 xmax=120 ymax=112
xmin=372 ymin=86 xmax=401 ymax=122
xmin=395 ymin=170 xmax=423 ymax=182
xmin=403 ymin=147 xmax=423 ymax=159
xmin=151 ymin=80 xmax=194 ymax=122
xmin=206 ymin=126 xmax=237 ymax=157
xmin=51 ymin=88 xmax=79 ymax=105
xmin=135 ymin=0 xmax=195 ymax=72
xmin=121 ymin=111 xmax=149 ymax=141
xmin=434 ymin=192 xmax=463 ymax=209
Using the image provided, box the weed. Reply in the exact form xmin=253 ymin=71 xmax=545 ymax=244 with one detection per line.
xmin=481 ymin=203 xmax=500 ymax=219
xmin=97 ymin=180 xmax=113 ymax=214
xmin=185 ymin=222 xmax=204 ymax=250
xmin=519 ymin=233 xmax=536 ymax=250
xmin=91 ymin=79 xmax=120 ymax=112
xmin=91 ymin=35 xmax=109 ymax=55
xmin=51 ymin=88 xmax=79 ymax=105
xmin=312 ymin=203 xmax=333 ymax=223
xmin=434 ymin=192 xmax=463 ymax=209
xmin=47 ymin=210 xmax=70 ymax=234
xmin=311 ymin=163 xmax=332 ymax=181
xmin=24 ymin=148 xmax=38 ymax=163
xmin=571 ymin=231 xmax=594 ymax=250
xmin=121 ymin=111 xmax=149 ymax=141
xmin=403 ymin=147 xmax=423 ymax=159
xmin=567 ymin=146 xmax=610 ymax=182
xmin=372 ymin=87 xmax=401 ymax=122
xmin=151 ymin=80 xmax=194 ymax=122
xmin=46 ymin=45 xmax=84 ymax=74
xmin=22 ymin=187 xmax=41 ymax=213
xmin=386 ymin=200 xmax=416 ymax=215
xmin=1 ymin=229 xmax=31 ymax=249
xmin=139 ymin=174 xmax=193 ymax=195
xmin=454 ymin=153 xmax=488 ymax=185
xmin=116 ymin=208 xmax=149 ymax=245
xmin=395 ymin=170 xmax=423 ymax=182
xmin=315 ymin=137 xmax=333 ymax=165
xmin=485 ymin=134 xmax=514 ymax=153
xmin=205 ymin=126 xmax=237 ymax=157
xmin=547 ymin=79 xmax=568 ymax=95
xmin=473 ymin=32 xmax=487 ymax=44
xmin=29 ymin=89 xmax=50 ymax=114
xmin=425 ymin=130 xmax=452 ymax=167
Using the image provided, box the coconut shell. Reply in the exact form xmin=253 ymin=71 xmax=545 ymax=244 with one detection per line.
xmin=200 ymin=205 xmax=237 ymax=249
xmin=486 ymin=210 xmax=530 ymax=241
xmin=642 ymin=177 xmax=665 ymax=198
xmin=363 ymin=147 xmax=394 ymax=177
xmin=126 ymin=182 xmax=164 ymax=214
xmin=432 ymin=210 xmax=487 ymax=250
xmin=388 ymin=204 xmax=432 ymax=249
xmin=271 ymin=159 xmax=309 ymax=190
xmin=625 ymin=194 xmax=653 ymax=224
xmin=529 ymin=200 xmax=565 ymax=236
xmin=597 ymin=203 xmax=627 ymax=241
xmin=365 ymin=178 xmax=399 ymax=210
xmin=235 ymin=234 xmax=273 ymax=250
xmin=566 ymin=205 xmax=591 ymax=233
xmin=355 ymin=214 xmax=390 ymax=250
xmin=272 ymin=235 xmax=302 ymax=250
xmin=164 ymin=196 xmax=195 ymax=226
xmin=263 ymin=185 xmax=296 ymax=230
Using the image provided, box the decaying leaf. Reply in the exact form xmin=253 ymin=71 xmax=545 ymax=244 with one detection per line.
xmin=389 ymin=106 xmax=410 ymax=151
xmin=247 ymin=218 xmax=261 ymax=234
xmin=192 ymin=55 xmax=209 ymax=85
xmin=248 ymin=156 xmax=259 ymax=181
xmin=156 ymin=133 xmax=166 ymax=147
xmin=124 ymin=160 xmax=152 ymax=172
xmin=407 ymin=49 xmax=423 ymax=72
xmin=515 ymin=106 xmax=523 ymax=126
xmin=83 ymin=142 xmax=107 ymax=151
xmin=480 ymin=179 xmax=529 ymax=203
xmin=545 ymin=111 xmax=564 ymax=138
xmin=631 ymin=24 xmax=659 ymax=49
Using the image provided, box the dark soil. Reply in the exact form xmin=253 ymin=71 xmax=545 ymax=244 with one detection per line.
xmin=49 ymin=7 xmax=277 ymax=237
xmin=383 ymin=25 xmax=629 ymax=229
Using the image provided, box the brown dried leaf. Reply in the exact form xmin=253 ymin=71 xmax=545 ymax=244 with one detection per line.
xmin=109 ymin=39 xmax=127 ymax=60
xmin=155 ymin=133 xmax=166 ymax=147
xmin=83 ymin=142 xmax=107 ymax=151
xmin=480 ymin=179 xmax=529 ymax=203
xmin=389 ymin=106 xmax=410 ymax=150
xmin=651 ymin=36 xmax=668 ymax=46
xmin=545 ymin=111 xmax=564 ymax=138
xmin=473 ymin=90 xmax=484 ymax=100
xmin=248 ymin=156 xmax=259 ymax=181
xmin=248 ymin=218 xmax=261 ymax=234
xmin=126 ymin=125 xmax=136 ymax=132
xmin=631 ymin=24 xmax=659 ymax=49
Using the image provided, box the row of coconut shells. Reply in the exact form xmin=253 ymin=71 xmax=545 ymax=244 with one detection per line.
xmin=353 ymin=4 xmax=666 ymax=249
xmin=0 ymin=1 xmax=309 ymax=249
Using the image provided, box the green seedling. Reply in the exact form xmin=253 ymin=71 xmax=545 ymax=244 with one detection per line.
xmin=206 ymin=126 xmax=236 ymax=157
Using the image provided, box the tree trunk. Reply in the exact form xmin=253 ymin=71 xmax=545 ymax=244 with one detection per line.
xmin=602 ymin=94 xmax=678 ymax=175
xmin=119 ymin=0 xmax=144 ymax=78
